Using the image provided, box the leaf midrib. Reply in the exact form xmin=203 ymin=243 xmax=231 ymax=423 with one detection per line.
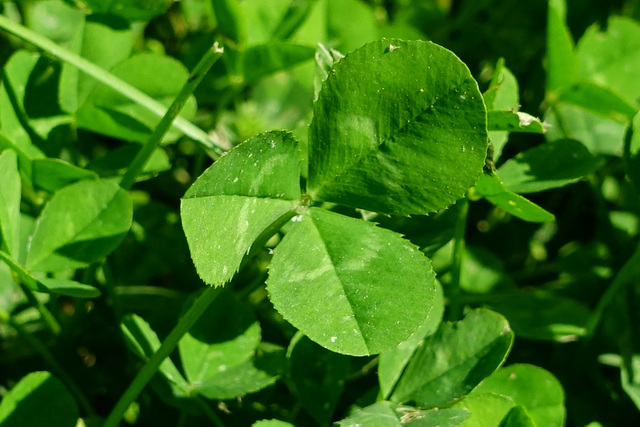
xmin=307 ymin=213 xmax=369 ymax=353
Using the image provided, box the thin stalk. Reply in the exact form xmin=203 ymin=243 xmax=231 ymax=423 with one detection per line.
xmin=103 ymin=285 xmax=222 ymax=427
xmin=0 ymin=307 xmax=95 ymax=417
xmin=449 ymin=197 xmax=469 ymax=321
xmin=0 ymin=250 xmax=61 ymax=335
xmin=0 ymin=14 xmax=223 ymax=154
xmin=119 ymin=43 xmax=223 ymax=189
xmin=194 ymin=396 xmax=226 ymax=427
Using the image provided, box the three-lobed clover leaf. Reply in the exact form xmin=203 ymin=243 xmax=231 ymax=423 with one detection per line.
xmin=181 ymin=39 xmax=490 ymax=355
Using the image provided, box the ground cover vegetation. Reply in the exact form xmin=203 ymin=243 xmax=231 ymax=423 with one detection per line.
xmin=0 ymin=0 xmax=640 ymax=426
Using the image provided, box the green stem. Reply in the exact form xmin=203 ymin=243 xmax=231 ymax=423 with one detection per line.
xmin=119 ymin=43 xmax=224 ymax=189
xmin=102 ymin=285 xmax=222 ymax=427
xmin=0 ymin=250 xmax=61 ymax=335
xmin=0 ymin=14 xmax=224 ymax=155
xmin=449 ymin=197 xmax=469 ymax=321
xmin=0 ymin=307 xmax=95 ymax=417
xmin=194 ymin=396 xmax=226 ymax=427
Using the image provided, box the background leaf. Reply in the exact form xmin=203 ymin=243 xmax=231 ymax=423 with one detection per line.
xmin=378 ymin=281 xmax=445 ymax=398
xmin=480 ymin=290 xmax=590 ymax=342
xmin=31 ymin=158 xmax=98 ymax=192
xmin=336 ymin=401 xmax=469 ymax=427
xmin=0 ymin=150 xmax=21 ymax=257
xmin=26 ymin=179 xmax=133 ymax=272
xmin=179 ymin=290 xmax=261 ymax=387
xmin=390 ymin=308 xmax=514 ymax=408
xmin=498 ymin=139 xmax=604 ymax=193
xmin=76 ymin=53 xmax=197 ymax=144
xmin=0 ymin=372 xmax=78 ymax=427
xmin=451 ymin=392 xmax=516 ymax=427
xmin=625 ymin=111 xmax=640 ymax=191
xmin=59 ymin=14 xmax=135 ymax=113
xmin=287 ymin=334 xmax=350 ymax=425
xmin=475 ymin=364 xmax=566 ymax=427
xmin=474 ymin=173 xmax=555 ymax=223
xmin=576 ymin=17 xmax=640 ymax=106
xmin=67 ymin=0 xmax=173 ymax=22
xmin=308 ymin=39 xmax=487 ymax=215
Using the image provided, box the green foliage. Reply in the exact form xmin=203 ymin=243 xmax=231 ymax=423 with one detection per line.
xmin=1 ymin=0 xmax=640 ymax=426
xmin=0 ymin=372 xmax=78 ymax=427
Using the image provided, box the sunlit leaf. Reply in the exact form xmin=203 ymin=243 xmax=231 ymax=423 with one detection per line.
xmin=268 ymin=207 xmax=438 ymax=356
xmin=308 ymin=39 xmax=487 ymax=215
xmin=181 ymin=131 xmax=301 ymax=286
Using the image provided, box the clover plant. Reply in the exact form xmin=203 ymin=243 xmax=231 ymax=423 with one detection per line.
xmin=0 ymin=0 xmax=639 ymax=426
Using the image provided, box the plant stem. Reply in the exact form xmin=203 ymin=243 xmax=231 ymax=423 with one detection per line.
xmin=119 ymin=43 xmax=224 ymax=189
xmin=103 ymin=285 xmax=222 ymax=427
xmin=0 ymin=250 xmax=61 ymax=335
xmin=0 ymin=14 xmax=223 ymax=154
xmin=0 ymin=307 xmax=95 ymax=417
xmin=194 ymin=397 xmax=226 ymax=427
xmin=449 ymin=197 xmax=469 ymax=321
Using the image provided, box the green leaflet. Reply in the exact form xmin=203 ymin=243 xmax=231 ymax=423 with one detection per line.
xmin=267 ymin=208 xmax=438 ymax=356
xmin=621 ymin=354 xmax=640 ymax=410
xmin=555 ymin=82 xmax=637 ymax=122
xmin=546 ymin=0 xmax=576 ymax=93
xmin=31 ymin=158 xmax=98 ymax=192
xmin=76 ymin=53 xmax=197 ymax=144
xmin=474 ymin=173 xmax=555 ymax=223
xmin=480 ymin=290 xmax=590 ymax=342
xmin=625 ymin=112 xmax=640 ymax=191
xmin=378 ymin=281 xmax=444 ymax=398
xmin=336 ymin=401 xmax=469 ymax=427
xmin=241 ymin=0 xmax=315 ymax=44
xmin=120 ymin=314 xmax=191 ymax=392
xmin=0 ymin=150 xmax=21 ymax=258
xmin=0 ymin=372 xmax=78 ymax=427
xmin=252 ymin=420 xmax=295 ymax=427
xmin=211 ymin=0 xmax=247 ymax=45
xmin=26 ymin=179 xmax=133 ymax=272
xmin=544 ymin=102 xmax=627 ymax=156
xmin=483 ymin=61 xmax=519 ymax=161
xmin=179 ymin=290 xmax=261 ymax=387
xmin=487 ymin=111 xmax=545 ymax=134
xmin=475 ymin=364 xmax=566 ymax=427
xmin=193 ymin=343 xmax=285 ymax=400
xmin=287 ymin=334 xmax=350 ymax=425
xmin=390 ymin=308 xmax=513 ymax=408
xmin=225 ymin=42 xmax=316 ymax=85
xmin=68 ymin=0 xmax=172 ymax=22
xmin=576 ymin=17 xmax=640 ymax=107
xmin=498 ymin=406 xmax=537 ymax=427
xmin=308 ymin=39 xmax=487 ymax=215
xmin=498 ymin=139 xmax=604 ymax=194
xmin=60 ymin=14 xmax=135 ymax=113
xmin=326 ymin=0 xmax=378 ymax=53
xmin=451 ymin=392 xmax=516 ymax=427
xmin=181 ymin=131 xmax=301 ymax=286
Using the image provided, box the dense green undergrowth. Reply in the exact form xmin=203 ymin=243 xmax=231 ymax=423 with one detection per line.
xmin=1 ymin=0 xmax=640 ymax=426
